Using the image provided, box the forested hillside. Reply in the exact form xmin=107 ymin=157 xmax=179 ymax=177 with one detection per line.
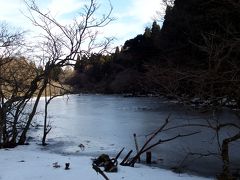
xmin=69 ymin=0 xmax=240 ymax=107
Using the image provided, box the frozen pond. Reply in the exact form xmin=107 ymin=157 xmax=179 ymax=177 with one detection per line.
xmin=34 ymin=94 xmax=240 ymax=177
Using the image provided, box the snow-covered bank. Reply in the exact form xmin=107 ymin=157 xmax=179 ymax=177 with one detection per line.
xmin=0 ymin=145 xmax=212 ymax=180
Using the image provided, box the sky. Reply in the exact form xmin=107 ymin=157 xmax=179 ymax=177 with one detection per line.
xmin=0 ymin=0 xmax=165 ymax=47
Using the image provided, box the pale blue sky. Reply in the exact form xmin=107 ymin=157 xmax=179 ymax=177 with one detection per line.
xmin=0 ymin=0 xmax=164 ymax=46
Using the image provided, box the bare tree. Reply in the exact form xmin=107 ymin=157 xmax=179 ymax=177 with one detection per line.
xmin=163 ymin=116 xmax=240 ymax=179
xmin=0 ymin=22 xmax=25 ymax=61
xmin=0 ymin=22 xmax=31 ymax=148
xmin=18 ymin=0 xmax=114 ymax=145
xmin=120 ymin=116 xmax=200 ymax=167
xmin=0 ymin=0 xmax=113 ymax=148
xmin=41 ymin=80 xmax=70 ymax=146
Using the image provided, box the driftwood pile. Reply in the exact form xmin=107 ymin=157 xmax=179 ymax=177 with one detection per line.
xmin=92 ymin=116 xmax=199 ymax=179
xmin=92 ymin=148 xmax=124 ymax=180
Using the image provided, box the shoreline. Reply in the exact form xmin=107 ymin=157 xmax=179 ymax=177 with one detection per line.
xmin=0 ymin=144 xmax=212 ymax=180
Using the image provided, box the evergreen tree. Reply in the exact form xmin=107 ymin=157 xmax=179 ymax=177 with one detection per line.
xmin=144 ymin=27 xmax=151 ymax=38
xmin=151 ymin=21 xmax=160 ymax=38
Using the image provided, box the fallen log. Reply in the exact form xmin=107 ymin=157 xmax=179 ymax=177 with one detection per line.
xmin=92 ymin=163 xmax=109 ymax=180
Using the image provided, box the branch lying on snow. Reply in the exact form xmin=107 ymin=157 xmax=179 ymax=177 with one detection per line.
xmin=92 ymin=163 xmax=109 ymax=180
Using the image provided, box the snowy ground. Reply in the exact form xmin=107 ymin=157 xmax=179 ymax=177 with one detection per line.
xmin=0 ymin=145 xmax=213 ymax=180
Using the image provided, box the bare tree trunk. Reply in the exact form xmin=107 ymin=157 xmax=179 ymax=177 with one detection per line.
xmin=10 ymin=105 xmax=24 ymax=146
xmin=0 ymin=105 xmax=3 ymax=148
xmin=42 ymin=103 xmax=48 ymax=146
xmin=221 ymin=139 xmax=230 ymax=179
xmin=0 ymin=105 xmax=7 ymax=146
xmin=18 ymin=80 xmax=47 ymax=145
xmin=42 ymin=87 xmax=52 ymax=146
xmin=219 ymin=132 xmax=240 ymax=179
xmin=42 ymin=129 xmax=47 ymax=146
